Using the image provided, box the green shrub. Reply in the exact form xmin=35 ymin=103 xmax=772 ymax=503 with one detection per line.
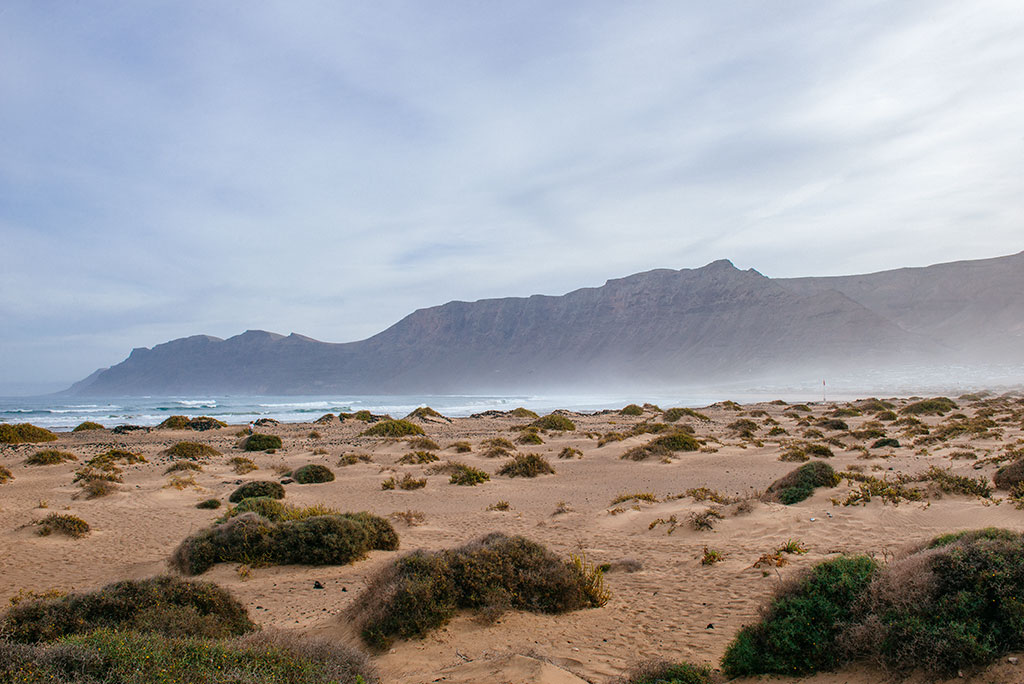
xmin=663 ymin=407 xmax=710 ymax=422
xmin=350 ymin=533 xmax=607 ymax=650
xmin=722 ymin=555 xmax=878 ymax=676
xmin=228 ymin=480 xmax=285 ymax=503
xmin=25 ymin=450 xmax=77 ymax=466
xmin=89 ymin=449 xmax=146 ymax=467
xmin=36 ymin=513 xmax=90 ymax=538
xmin=621 ymin=660 xmax=715 ymax=684
xmin=817 ymin=418 xmax=848 ymax=431
xmin=361 ymin=419 xmax=424 ymax=437
xmin=919 ymin=466 xmax=991 ymax=497
xmin=196 ymin=498 xmax=221 ymax=510
xmin=0 ymin=423 xmax=57 ymax=444
xmin=805 ymin=443 xmax=833 ymax=458
xmin=71 ymin=421 xmax=105 ymax=432
xmin=994 ymin=459 xmax=1024 ymax=490
xmin=901 ymin=397 xmax=957 ymax=416
xmin=876 ymin=410 xmax=898 ymax=421
xmin=244 ymin=434 xmax=283 ymax=451
xmin=498 ymin=453 xmax=555 ymax=478
xmin=186 ymin=416 xmax=227 ymax=431
xmin=165 ymin=441 xmax=222 ymax=459
xmin=846 ymin=529 xmax=1024 ymax=676
xmin=516 ymin=431 xmax=544 ymax=445
xmin=484 ymin=437 xmax=515 ymax=450
xmin=292 ymin=464 xmax=335 ymax=484
xmin=449 ymin=464 xmax=490 ymax=486
xmin=1 ymin=576 xmax=254 ymax=643
xmin=872 ymin=437 xmax=900 ymax=449
xmin=620 ymin=404 xmax=644 ymax=416
xmin=171 ymin=510 xmax=397 ymax=575
xmin=529 ymin=414 xmax=576 ymax=431
xmin=405 ymin=406 xmax=445 ymax=420
xmin=0 ymin=628 xmax=378 ymax=683
xmin=766 ymin=462 xmax=840 ymax=504
xmin=622 ymin=431 xmax=700 ymax=461
xmin=157 ymin=415 xmax=191 ymax=429
xmin=778 ymin=448 xmax=808 ymax=462
xmin=509 ymin=407 xmax=539 ymax=419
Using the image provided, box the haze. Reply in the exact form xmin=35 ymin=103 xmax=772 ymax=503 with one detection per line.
xmin=2 ymin=2 xmax=1023 ymax=394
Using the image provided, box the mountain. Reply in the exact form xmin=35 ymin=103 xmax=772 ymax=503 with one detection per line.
xmin=66 ymin=253 xmax=1023 ymax=396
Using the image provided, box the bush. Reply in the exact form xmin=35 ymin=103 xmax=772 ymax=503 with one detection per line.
xmin=0 ymin=629 xmax=378 ymax=684
xmin=157 ymin=415 xmax=191 ymax=429
xmin=766 ymin=462 xmax=840 ymax=505
xmin=817 ymin=418 xmax=848 ymax=431
xmin=450 ymin=441 xmax=472 ymax=453
xmin=361 ymin=419 xmax=424 ymax=437
xmin=186 ymin=416 xmax=227 ymax=431
xmin=877 ymin=410 xmax=898 ymax=421
xmin=498 ymin=453 xmax=555 ymax=478
xmin=405 ymin=406 xmax=446 ymax=420
xmin=36 ymin=514 xmax=90 ymax=538
xmin=71 ymin=421 xmax=105 ymax=432
xmin=0 ymin=466 xmax=12 ymax=484
xmin=871 ymin=437 xmax=900 ymax=449
xmin=196 ymin=498 xmax=221 ymax=510
xmin=529 ymin=414 xmax=576 ymax=431
xmin=620 ymin=660 xmax=715 ymax=684
xmin=516 ymin=431 xmax=544 ymax=445
xmin=805 ymin=443 xmax=833 ymax=458
xmin=171 ymin=511 xmax=397 ymax=575
xmin=165 ymin=441 xmax=222 ymax=459
xmin=901 ymin=397 xmax=957 ymax=415
xmin=449 ymin=464 xmax=490 ymax=486
xmin=559 ymin=447 xmax=583 ymax=459
xmin=397 ymin=451 xmax=438 ymax=465
xmin=920 ymin=466 xmax=991 ymax=498
xmin=406 ymin=436 xmax=440 ymax=451
xmin=722 ymin=555 xmax=878 ymax=676
xmin=0 ymin=423 xmax=57 ymax=444
xmin=1 ymin=576 xmax=254 ymax=643
xmin=228 ymin=481 xmax=285 ymax=503
xmin=244 ymin=434 xmax=283 ymax=451
xmin=844 ymin=529 xmax=1024 ymax=676
xmin=291 ymin=464 xmax=335 ymax=484
xmin=663 ymin=407 xmax=710 ymax=422
xmin=622 ymin=431 xmax=700 ymax=461
xmin=349 ymin=533 xmax=607 ymax=650
xmin=994 ymin=458 xmax=1024 ymax=490
xmin=510 ymin=407 xmax=539 ymax=419
xmin=229 ymin=456 xmax=257 ymax=474
xmin=778 ymin=448 xmax=808 ymax=462
xmin=620 ymin=404 xmax=644 ymax=416
xmin=25 ymin=450 xmax=77 ymax=466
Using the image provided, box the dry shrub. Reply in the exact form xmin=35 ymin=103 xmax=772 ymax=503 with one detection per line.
xmin=389 ymin=510 xmax=425 ymax=526
xmin=405 ymin=436 xmax=440 ymax=451
xmin=0 ymin=466 xmax=12 ymax=484
xmin=498 ymin=453 xmax=555 ymax=478
xmin=165 ymin=461 xmax=202 ymax=474
xmin=2 ymin=576 xmax=254 ymax=643
xmin=25 ymin=450 xmax=77 ymax=466
xmin=229 ymin=456 xmax=257 ymax=474
xmin=36 ymin=514 xmax=90 ymax=538
xmin=559 ymin=446 xmax=583 ymax=459
xmin=164 ymin=442 xmax=221 ymax=460
xmin=349 ymin=533 xmax=607 ymax=650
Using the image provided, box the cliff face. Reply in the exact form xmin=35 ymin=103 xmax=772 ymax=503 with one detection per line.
xmin=67 ymin=253 xmax=1022 ymax=396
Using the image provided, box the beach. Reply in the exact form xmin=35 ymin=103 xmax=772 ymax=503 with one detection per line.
xmin=2 ymin=394 xmax=1023 ymax=683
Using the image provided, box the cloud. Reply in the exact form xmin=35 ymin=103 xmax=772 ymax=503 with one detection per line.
xmin=1 ymin=0 xmax=1023 ymax=392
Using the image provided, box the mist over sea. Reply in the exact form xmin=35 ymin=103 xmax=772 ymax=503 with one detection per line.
xmin=3 ymin=363 xmax=1022 ymax=431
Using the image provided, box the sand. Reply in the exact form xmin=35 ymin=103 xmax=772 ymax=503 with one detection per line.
xmin=2 ymin=395 xmax=1024 ymax=683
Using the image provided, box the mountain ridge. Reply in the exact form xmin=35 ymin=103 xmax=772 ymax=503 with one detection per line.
xmin=66 ymin=253 xmax=1023 ymax=395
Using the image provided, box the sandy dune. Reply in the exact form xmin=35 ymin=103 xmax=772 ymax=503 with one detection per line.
xmin=2 ymin=395 xmax=1023 ymax=683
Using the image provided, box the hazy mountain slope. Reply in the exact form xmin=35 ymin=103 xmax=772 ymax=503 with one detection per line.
xmin=67 ymin=259 xmax=944 ymax=395
xmin=778 ymin=250 xmax=1024 ymax=358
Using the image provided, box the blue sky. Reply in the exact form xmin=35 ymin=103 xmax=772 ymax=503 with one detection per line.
xmin=2 ymin=1 xmax=1023 ymax=394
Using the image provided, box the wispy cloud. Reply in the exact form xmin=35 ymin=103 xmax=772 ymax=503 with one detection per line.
xmin=1 ymin=1 xmax=1022 ymax=391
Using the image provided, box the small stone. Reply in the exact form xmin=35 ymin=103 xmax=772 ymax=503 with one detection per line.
xmin=280 ymin=478 xmax=295 ymax=484
xmin=706 ymin=623 xmax=715 ymax=629
xmin=313 ymin=581 xmax=324 ymax=589
xmin=1009 ymin=657 xmax=1019 ymax=665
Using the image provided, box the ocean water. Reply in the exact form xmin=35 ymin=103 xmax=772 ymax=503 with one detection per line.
xmin=0 ymin=391 xmax=810 ymax=432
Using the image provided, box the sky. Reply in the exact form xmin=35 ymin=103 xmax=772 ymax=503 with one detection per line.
xmin=2 ymin=1 xmax=1023 ymax=394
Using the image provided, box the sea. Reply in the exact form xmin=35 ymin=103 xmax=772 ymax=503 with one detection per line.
xmin=0 ymin=393 xmax=733 ymax=432
xmin=3 ymin=362 xmax=1022 ymax=432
